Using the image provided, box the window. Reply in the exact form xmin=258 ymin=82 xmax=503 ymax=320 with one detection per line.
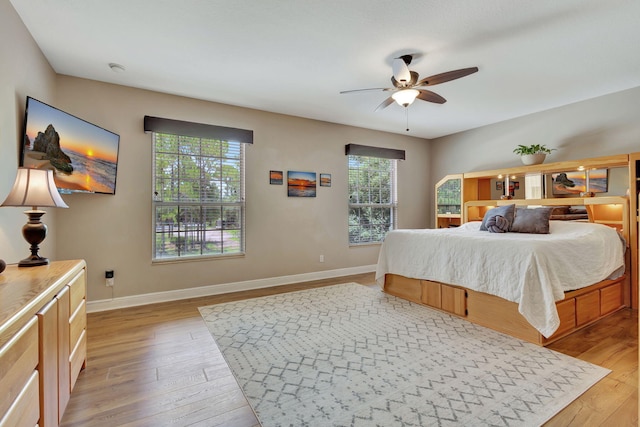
xmin=348 ymin=153 xmax=398 ymax=245
xmin=146 ymin=116 xmax=252 ymax=261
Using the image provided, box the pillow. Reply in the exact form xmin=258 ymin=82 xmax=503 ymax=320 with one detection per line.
xmin=485 ymin=215 xmax=510 ymax=233
xmin=479 ymin=204 xmax=515 ymax=231
xmin=510 ymin=207 xmax=553 ymax=234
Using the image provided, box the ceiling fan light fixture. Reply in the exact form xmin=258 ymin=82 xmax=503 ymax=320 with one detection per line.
xmin=392 ymin=89 xmax=419 ymax=107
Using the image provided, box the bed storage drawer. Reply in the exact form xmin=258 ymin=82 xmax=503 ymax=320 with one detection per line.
xmin=384 ymin=276 xmax=467 ymax=317
xmin=552 ymin=298 xmax=576 ymax=338
xmin=576 ymin=290 xmax=601 ymax=326
xmin=384 ymin=274 xmax=422 ymax=303
xmin=600 ymin=282 xmax=624 ymax=315
xmin=421 ymin=280 xmax=441 ymax=308
xmin=441 ymin=285 xmax=466 ymax=316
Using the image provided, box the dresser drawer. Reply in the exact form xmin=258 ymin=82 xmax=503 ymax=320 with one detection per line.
xmin=69 ymin=300 xmax=86 ymax=351
xmin=68 ymin=270 xmax=86 ymax=314
xmin=0 ymin=316 xmax=39 ymax=417
xmin=0 ymin=370 xmax=40 ymax=427
xmin=69 ymin=329 xmax=87 ymax=393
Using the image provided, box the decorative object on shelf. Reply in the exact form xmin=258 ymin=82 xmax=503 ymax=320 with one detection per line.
xmin=513 ymin=144 xmax=555 ymax=165
xmin=0 ymin=259 xmax=5 ymax=274
xmin=552 ymin=169 xmax=608 ymax=195
xmin=0 ymin=168 xmax=69 ymax=267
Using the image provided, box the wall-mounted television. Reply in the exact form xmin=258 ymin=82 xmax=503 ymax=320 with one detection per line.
xmin=20 ymin=96 xmax=120 ymax=195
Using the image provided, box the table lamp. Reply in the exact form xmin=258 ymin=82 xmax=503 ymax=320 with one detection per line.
xmin=1 ymin=167 xmax=68 ymax=267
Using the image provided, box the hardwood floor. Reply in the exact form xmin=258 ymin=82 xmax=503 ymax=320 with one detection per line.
xmin=60 ymin=273 xmax=637 ymax=426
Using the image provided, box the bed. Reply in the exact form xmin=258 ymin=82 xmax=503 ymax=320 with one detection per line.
xmin=377 ymin=197 xmax=630 ymax=345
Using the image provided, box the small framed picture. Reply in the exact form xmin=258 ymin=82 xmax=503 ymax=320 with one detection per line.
xmin=269 ymin=170 xmax=283 ymax=185
xmin=496 ymin=181 xmax=503 ymax=191
xmin=320 ymin=173 xmax=331 ymax=187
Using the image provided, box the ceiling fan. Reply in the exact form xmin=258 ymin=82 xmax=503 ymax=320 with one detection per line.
xmin=340 ymin=54 xmax=478 ymax=112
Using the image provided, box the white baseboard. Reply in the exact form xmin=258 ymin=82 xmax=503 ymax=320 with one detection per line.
xmin=86 ymin=264 xmax=377 ymax=313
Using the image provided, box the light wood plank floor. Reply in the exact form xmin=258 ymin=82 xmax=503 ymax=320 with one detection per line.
xmin=60 ymin=273 xmax=637 ymax=426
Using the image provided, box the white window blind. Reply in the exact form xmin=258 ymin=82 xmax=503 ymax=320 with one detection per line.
xmin=146 ymin=117 xmax=249 ymax=260
xmin=348 ymin=154 xmax=398 ymax=244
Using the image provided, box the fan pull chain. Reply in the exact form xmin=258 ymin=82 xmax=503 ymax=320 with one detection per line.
xmin=405 ymin=107 xmax=410 ymax=132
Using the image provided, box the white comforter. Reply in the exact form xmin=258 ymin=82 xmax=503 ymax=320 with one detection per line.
xmin=375 ymin=221 xmax=625 ymax=337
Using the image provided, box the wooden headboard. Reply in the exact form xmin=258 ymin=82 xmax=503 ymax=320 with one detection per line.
xmin=464 ymin=196 xmax=629 ymax=244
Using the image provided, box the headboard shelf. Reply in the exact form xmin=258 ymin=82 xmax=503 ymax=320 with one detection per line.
xmin=463 ymin=196 xmax=629 ymax=244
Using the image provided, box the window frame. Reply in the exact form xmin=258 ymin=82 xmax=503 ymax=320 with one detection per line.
xmin=151 ymin=132 xmax=246 ymax=262
xmin=347 ymin=154 xmax=398 ymax=245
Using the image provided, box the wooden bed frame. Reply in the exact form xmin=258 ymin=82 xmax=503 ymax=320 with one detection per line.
xmin=383 ymin=196 xmax=630 ymax=346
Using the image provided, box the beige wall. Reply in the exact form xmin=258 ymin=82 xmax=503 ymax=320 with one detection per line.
xmin=53 ymin=77 xmax=431 ymax=301
xmin=0 ymin=0 xmax=57 ymax=264
xmin=429 ymin=86 xmax=640 ymax=226
xmin=6 ymin=0 xmax=640 ymax=303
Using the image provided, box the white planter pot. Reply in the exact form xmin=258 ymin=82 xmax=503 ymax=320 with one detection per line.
xmin=521 ymin=153 xmax=546 ymax=165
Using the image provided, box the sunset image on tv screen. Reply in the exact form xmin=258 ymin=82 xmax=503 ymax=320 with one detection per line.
xmin=21 ymin=97 xmax=120 ymax=194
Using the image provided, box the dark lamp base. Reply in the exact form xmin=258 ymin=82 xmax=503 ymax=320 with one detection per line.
xmin=19 ymin=209 xmax=50 ymax=267
xmin=18 ymin=255 xmax=50 ymax=267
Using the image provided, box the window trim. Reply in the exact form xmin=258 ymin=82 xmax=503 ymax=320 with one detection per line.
xmin=150 ymin=129 xmax=247 ymax=262
xmin=347 ymin=154 xmax=398 ymax=246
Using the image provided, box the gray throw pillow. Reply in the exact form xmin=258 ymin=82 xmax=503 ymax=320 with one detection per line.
xmin=510 ymin=207 xmax=553 ymax=234
xmin=479 ymin=204 xmax=515 ymax=231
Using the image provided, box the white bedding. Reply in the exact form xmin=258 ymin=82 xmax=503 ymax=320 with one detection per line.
xmin=375 ymin=221 xmax=625 ymax=337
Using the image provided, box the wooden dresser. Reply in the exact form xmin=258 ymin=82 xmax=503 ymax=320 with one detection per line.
xmin=0 ymin=260 xmax=87 ymax=427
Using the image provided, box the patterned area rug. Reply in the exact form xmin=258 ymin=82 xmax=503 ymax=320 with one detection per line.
xmin=199 ymin=283 xmax=609 ymax=426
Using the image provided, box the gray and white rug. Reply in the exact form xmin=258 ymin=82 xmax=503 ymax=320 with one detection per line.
xmin=199 ymin=283 xmax=608 ymax=427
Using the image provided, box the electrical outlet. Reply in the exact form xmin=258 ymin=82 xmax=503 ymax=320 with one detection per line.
xmin=319 ymin=254 xmax=324 ymax=263
xmin=105 ymin=270 xmax=114 ymax=287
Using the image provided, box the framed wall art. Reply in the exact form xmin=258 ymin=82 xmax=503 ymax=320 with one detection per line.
xmin=320 ymin=173 xmax=331 ymax=187
xmin=269 ymin=170 xmax=283 ymax=185
xmin=287 ymin=171 xmax=316 ymax=197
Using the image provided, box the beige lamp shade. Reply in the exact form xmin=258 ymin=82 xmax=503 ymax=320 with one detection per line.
xmin=1 ymin=167 xmax=68 ymax=266
xmin=1 ymin=168 xmax=68 ymax=209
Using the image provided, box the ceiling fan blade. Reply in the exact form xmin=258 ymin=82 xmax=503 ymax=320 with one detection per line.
xmin=340 ymin=88 xmax=393 ymax=94
xmin=392 ymin=57 xmax=411 ymax=84
xmin=416 ymin=67 xmax=479 ymax=87
xmin=416 ymin=90 xmax=447 ymax=104
xmin=375 ymin=97 xmax=395 ymax=112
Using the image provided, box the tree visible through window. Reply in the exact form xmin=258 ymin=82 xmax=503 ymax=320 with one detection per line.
xmin=152 ymin=132 xmax=245 ymax=260
xmin=348 ymin=155 xmax=397 ymax=244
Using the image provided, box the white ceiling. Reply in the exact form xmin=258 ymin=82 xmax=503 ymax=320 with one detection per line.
xmin=9 ymin=0 xmax=640 ymax=139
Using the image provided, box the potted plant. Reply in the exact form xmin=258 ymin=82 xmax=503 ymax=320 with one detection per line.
xmin=513 ymin=144 xmax=555 ymax=165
